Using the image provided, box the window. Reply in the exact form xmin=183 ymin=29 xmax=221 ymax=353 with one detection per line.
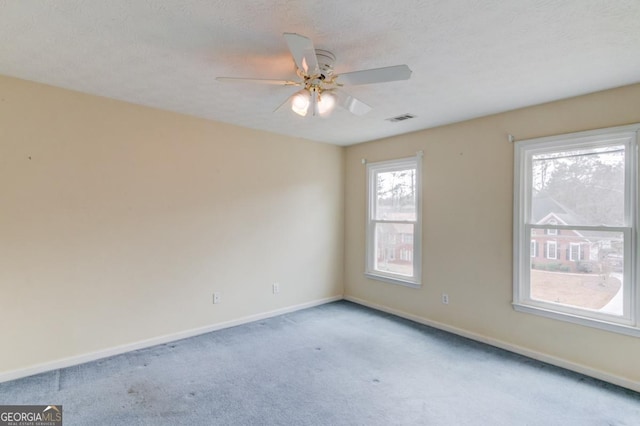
xmin=514 ymin=124 xmax=639 ymax=336
xmin=530 ymin=240 xmax=537 ymax=258
xmin=545 ymin=241 xmax=557 ymax=260
xmin=366 ymin=155 xmax=422 ymax=287
xmin=399 ymin=248 xmax=412 ymax=262
xmin=546 ymin=219 xmax=558 ymax=235
xmin=569 ymin=243 xmax=581 ymax=262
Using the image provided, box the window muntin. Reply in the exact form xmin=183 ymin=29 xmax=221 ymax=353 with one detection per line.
xmin=366 ymin=156 xmax=422 ymax=287
xmin=514 ymin=124 xmax=638 ymax=334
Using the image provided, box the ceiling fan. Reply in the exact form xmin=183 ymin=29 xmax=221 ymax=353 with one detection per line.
xmin=217 ymin=33 xmax=412 ymax=117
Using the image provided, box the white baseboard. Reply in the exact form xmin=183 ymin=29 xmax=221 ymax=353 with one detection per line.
xmin=345 ymin=295 xmax=640 ymax=393
xmin=0 ymin=295 xmax=343 ymax=384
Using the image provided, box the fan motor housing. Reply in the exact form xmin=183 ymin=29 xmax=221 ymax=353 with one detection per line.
xmin=315 ymin=49 xmax=335 ymax=78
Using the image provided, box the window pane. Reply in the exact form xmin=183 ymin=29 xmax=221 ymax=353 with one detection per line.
xmin=529 ymin=229 xmax=624 ymax=316
xmin=531 ymin=145 xmax=625 ymax=226
xmin=374 ymin=222 xmax=414 ymax=277
xmin=375 ymin=168 xmax=416 ymax=221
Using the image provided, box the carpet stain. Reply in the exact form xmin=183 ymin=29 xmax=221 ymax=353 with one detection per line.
xmin=127 ymin=384 xmax=157 ymax=408
xmin=373 ymin=379 xmax=380 ymax=383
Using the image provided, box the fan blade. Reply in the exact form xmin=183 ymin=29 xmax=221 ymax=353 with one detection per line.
xmin=334 ymin=89 xmax=372 ymax=116
xmin=337 ymin=64 xmax=412 ymax=86
xmin=217 ymin=77 xmax=300 ymax=86
xmin=273 ymin=89 xmax=305 ymax=113
xmin=283 ymin=33 xmax=319 ymax=75
xmin=274 ymin=92 xmax=296 ymax=113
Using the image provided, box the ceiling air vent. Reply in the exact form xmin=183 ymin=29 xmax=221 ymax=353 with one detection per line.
xmin=387 ymin=113 xmax=416 ymax=123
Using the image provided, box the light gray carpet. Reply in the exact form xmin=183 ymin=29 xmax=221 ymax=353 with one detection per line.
xmin=1 ymin=301 xmax=638 ymax=425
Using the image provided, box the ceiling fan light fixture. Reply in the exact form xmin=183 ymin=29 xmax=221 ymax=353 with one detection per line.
xmin=318 ymin=93 xmax=336 ymax=116
xmin=291 ymin=91 xmax=310 ymax=116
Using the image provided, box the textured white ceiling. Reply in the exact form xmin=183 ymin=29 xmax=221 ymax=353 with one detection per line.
xmin=1 ymin=1 xmax=639 ymax=146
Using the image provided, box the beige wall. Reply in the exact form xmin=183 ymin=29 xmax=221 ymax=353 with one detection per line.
xmin=3 ymin=72 xmax=639 ymax=389
xmin=345 ymin=84 xmax=640 ymax=385
xmin=0 ymin=75 xmax=344 ymax=375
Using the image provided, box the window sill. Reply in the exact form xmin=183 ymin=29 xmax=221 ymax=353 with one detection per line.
xmin=365 ymin=272 xmax=421 ymax=288
xmin=513 ymin=303 xmax=640 ymax=338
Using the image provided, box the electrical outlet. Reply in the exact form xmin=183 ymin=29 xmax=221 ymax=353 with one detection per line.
xmin=272 ymin=283 xmax=280 ymax=294
xmin=441 ymin=293 xmax=449 ymax=305
xmin=213 ymin=292 xmax=221 ymax=304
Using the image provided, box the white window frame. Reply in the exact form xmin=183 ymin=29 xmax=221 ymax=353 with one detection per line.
xmin=530 ymin=240 xmax=537 ymax=258
xmin=366 ymin=155 xmax=422 ymax=287
xmin=513 ymin=123 xmax=640 ymax=337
